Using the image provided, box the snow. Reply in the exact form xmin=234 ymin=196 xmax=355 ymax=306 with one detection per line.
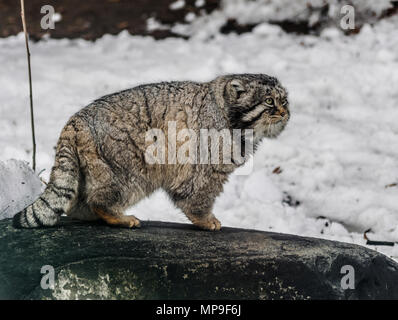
xmin=0 ymin=160 xmax=44 ymax=220
xmin=0 ymin=11 xmax=398 ymax=259
xmin=52 ymin=12 xmax=62 ymax=23
xmin=195 ymin=0 xmax=205 ymax=8
xmin=172 ymin=0 xmax=393 ymax=38
xmin=218 ymin=0 xmax=393 ymax=25
xmin=170 ymin=0 xmax=186 ymax=11
xmin=146 ymin=17 xmax=170 ymax=32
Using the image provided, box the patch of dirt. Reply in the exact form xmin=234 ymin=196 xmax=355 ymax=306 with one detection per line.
xmin=0 ymin=0 xmax=219 ymax=40
xmin=219 ymin=1 xmax=398 ymax=36
xmin=1 ymin=1 xmax=397 ymax=40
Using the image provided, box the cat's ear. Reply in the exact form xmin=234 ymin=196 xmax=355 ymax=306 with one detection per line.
xmin=227 ymin=79 xmax=246 ymax=100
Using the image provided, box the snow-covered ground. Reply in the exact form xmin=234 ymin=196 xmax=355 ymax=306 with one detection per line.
xmin=1 ymin=13 xmax=397 ymax=259
xmin=0 ymin=160 xmax=44 ymax=219
xmin=172 ymin=0 xmax=393 ymax=37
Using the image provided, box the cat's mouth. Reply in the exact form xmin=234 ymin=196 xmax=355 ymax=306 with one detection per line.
xmin=271 ymin=117 xmax=287 ymax=126
xmin=275 ymin=113 xmax=290 ymax=125
xmin=265 ymin=119 xmax=287 ymax=138
xmin=251 ymin=112 xmax=290 ymax=141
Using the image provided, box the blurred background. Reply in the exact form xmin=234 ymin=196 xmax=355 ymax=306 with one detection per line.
xmin=1 ymin=0 xmax=398 ymax=259
xmin=1 ymin=0 xmax=396 ymax=40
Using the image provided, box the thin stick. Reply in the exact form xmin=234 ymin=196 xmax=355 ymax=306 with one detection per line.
xmin=20 ymin=0 xmax=36 ymax=171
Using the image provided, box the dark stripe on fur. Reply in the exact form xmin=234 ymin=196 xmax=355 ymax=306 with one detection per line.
xmin=52 ymin=165 xmax=77 ymax=175
xmin=23 ymin=208 xmax=30 ymax=227
xmin=39 ymin=197 xmax=64 ymax=215
xmin=241 ymin=108 xmax=268 ymax=128
xmin=12 ymin=209 xmax=24 ymax=228
xmin=228 ymin=102 xmax=265 ymax=129
xmin=31 ymin=204 xmax=44 ymax=226
xmin=244 ymin=101 xmax=263 ymax=114
xmin=48 ymin=185 xmax=73 ymax=200
xmin=50 ymin=184 xmax=76 ymax=195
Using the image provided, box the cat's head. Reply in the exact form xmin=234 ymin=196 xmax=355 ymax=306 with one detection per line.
xmin=218 ymin=74 xmax=290 ymax=140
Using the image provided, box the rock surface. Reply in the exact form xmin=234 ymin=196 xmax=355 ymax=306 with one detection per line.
xmin=1 ymin=217 xmax=398 ymax=300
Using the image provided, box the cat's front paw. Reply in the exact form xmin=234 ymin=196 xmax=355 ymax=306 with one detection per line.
xmin=192 ymin=214 xmax=221 ymax=231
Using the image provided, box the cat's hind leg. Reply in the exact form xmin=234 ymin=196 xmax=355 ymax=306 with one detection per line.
xmin=86 ymin=184 xmax=141 ymax=228
xmin=169 ymin=186 xmax=222 ymax=231
xmin=78 ymin=138 xmax=144 ymax=228
xmin=80 ymin=156 xmax=142 ymax=228
xmin=67 ymin=201 xmax=99 ymax=221
xmin=92 ymin=206 xmax=141 ymax=228
xmin=67 ymin=197 xmax=138 ymax=227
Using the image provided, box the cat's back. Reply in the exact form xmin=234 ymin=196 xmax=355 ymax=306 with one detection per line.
xmin=66 ymin=80 xmax=211 ymax=151
xmin=76 ymin=80 xmax=205 ymax=120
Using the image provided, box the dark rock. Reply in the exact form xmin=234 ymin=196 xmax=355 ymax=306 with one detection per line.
xmin=0 ymin=217 xmax=398 ymax=300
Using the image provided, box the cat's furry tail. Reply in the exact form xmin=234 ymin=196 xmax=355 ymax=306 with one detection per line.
xmin=13 ymin=122 xmax=80 ymax=228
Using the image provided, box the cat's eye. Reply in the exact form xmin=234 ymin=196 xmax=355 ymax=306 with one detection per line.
xmin=265 ymin=98 xmax=274 ymax=105
xmin=282 ymin=99 xmax=288 ymax=106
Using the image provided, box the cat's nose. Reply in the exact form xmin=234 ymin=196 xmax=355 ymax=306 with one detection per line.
xmin=279 ymin=110 xmax=286 ymax=117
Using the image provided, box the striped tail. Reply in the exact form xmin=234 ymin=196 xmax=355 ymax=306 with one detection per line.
xmin=13 ymin=124 xmax=80 ymax=228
